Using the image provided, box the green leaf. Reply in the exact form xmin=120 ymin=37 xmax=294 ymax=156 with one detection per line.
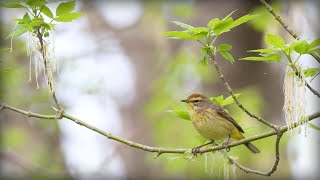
xmin=171 ymin=21 xmax=193 ymax=29
xmin=22 ymin=13 xmax=31 ymax=23
xmin=306 ymin=38 xmax=320 ymax=54
xmin=221 ymin=93 xmax=241 ymax=106
xmin=26 ymin=0 xmax=46 ymax=7
xmin=6 ymin=25 xmax=28 ymax=38
xmin=213 ymin=17 xmax=233 ymax=35
xmin=38 ymin=23 xmax=55 ymax=31
xmin=28 ymin=19 xmax=45 ymax=29
xmin=303 ymin=68 xmax=320 ymax=77
xmin=228 ymin=14 xmax=258 ymax=30
xmin=309 ymin=38 xmax=320 ymax=49
xmin=200 ymin=45 xmax=214 ymax=55
xmin=55 ymin=12 xmax=84 ymax=22
xmin=308 ymin=123 xmax=320 ymax=131
xmin=192 ymin=32 xmax=208 ymax=39
xmin=218 ymin=44 xmax=232 ymax=51
xmin=0 ymin=3 xmax=26 ymax=8
xmin=44 ymin=31 xmax=49 ymax=37
xmin=163 ymin=31 xmax=192 ymax=40
xmin=210 ymin=95 xmax=224 ymax=106
xmin=48 ymin=23 xmax=55 ymax=30
xmin=265 ymin=34 xmax=285 ymax=48
xmin=294 ymin=41 xmax=310 ymax=54
xmin=239 ymin=54 xmax=281 ymax=61
xmin=307 ymin=48 xmax=320 ymax=54
xmin=164 ymin=28 xmax=208 ymax=40
xmin=200 ymin=56 xmax=208 ymax=66
xmin=200 ymin=47 xmax=207 ymax=55
xmin=41 ymin=5 xmax=53 ymax=18
xmin=169 ymin=110 xmax=191 ymax=121
xmin=187 ymin=27 xmax=209 ymax=35
xmin=222 ymin=9 xmax=237 ymax=20
xmin=200 ymin=47 xmax=208 ymax=55
xmin=15 ymin=18 xmax=24 ymax=24
xmin=207 ymin=18 xmax=220 ymax=28
xmin=288 ymin=40 xmax=306 ymax=49
xmin=41 ymin=22 xmax=52 ymax=30
xmin=56 ymin=0 xmax=75 ymax=16
xmin=284 ymin=40 xmax=306 ymax=55
xmin=219 ymin=50 xmax=234 ymax=63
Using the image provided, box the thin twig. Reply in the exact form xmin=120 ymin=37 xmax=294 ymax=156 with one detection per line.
xmin=259 ymin=0 xmax=320 ymax=64
xmin=36 ymin=27 xmax=63 ymax=110
xmin=305 ymin=83 xmax=320 ymax=98
xmin=259 ymin=0 xmax=299 ymax=39
xmin=1 ymin=103 xmax=60 ymax=119
xmin=292 ymin=66 xmax=320 ymax=98
xmin=1 ymin=102 xmax=319 ymax=155
xmin=222 ymin=133 xmax=283 ymax=176
xmin=209 ymin=54 xmax=278 ymax=130
xmin=52 ymin=91 xmax=63 ymax=110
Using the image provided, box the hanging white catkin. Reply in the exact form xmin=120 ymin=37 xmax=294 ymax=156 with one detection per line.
xmin=283 ymin=65 xmax=308 ymax=135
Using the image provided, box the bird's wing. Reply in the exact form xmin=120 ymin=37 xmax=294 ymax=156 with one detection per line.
xmin=215 ymin=106 xmax=244 ymax=133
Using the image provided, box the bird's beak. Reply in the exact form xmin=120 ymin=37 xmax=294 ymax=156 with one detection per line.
xmin=181 ymin=99 xmax=188 ymax=103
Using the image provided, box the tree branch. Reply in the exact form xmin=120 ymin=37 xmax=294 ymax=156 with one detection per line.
xmin=1 ymin=102 xmax=320 ymax=176
xmin=259 ymin=0 xmax=320 ymax=64
xmin=1 ymin=102 xmax=319 ymax=155
xmin=208 ymin=54 xmax=278 ymax=130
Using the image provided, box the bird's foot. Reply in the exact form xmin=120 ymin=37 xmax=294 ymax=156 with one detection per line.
xmin=222 ymin=142 xmax=231 ymax=152
xmin=191 ymin=146 xmax=202 ymax=157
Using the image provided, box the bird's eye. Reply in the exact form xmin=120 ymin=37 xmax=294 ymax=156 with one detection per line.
xmin=193 ymin=100 xmax=200 ymax=104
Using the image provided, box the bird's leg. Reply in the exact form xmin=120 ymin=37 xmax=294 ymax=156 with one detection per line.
xmin=192 ymin=140 xmax=214 ymax=157
xmin=222 ymin=135 xmax=231 ymax=152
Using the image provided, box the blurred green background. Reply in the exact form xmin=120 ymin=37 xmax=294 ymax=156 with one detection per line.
xmin=1 ymin=0 xmax=319 ymax=179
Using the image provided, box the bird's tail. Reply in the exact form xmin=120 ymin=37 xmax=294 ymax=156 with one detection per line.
xmin=244 ymin=142 xmax=260 ymax=154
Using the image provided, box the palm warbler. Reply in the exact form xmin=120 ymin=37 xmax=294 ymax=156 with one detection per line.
xmin=181 ymin=93 xmax=260 ymax=154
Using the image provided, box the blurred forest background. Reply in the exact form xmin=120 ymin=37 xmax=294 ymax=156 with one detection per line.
xmin=0 ymin=0 xmax=319 ymax=179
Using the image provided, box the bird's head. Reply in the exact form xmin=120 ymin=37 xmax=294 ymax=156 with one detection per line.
xmin=181 ymin=93 xmax=210 ymax=111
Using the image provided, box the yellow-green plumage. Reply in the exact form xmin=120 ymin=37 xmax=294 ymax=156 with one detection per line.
xmin=183 ymin=93 xmax=260 ymax=154
xmin=190 ymin=109 xmax=244 ymax=141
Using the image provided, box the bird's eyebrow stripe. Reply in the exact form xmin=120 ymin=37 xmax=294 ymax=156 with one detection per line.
xmin=189 ymin=97 xmax=203 ymax=101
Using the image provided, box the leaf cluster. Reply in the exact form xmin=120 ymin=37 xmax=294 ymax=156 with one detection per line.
xmin=164 ymin=10 xmax=257 ymax=64
xmin=241 ymin=34 xmax=320 ymax=78
xmin=0 ymin=0 xmax=84 ymax=38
